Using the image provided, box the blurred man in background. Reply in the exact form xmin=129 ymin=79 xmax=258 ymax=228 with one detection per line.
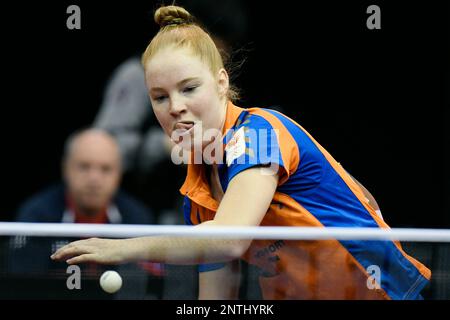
xmin=16 ymin=128 xmax=154 ymax=225
xmin=6 ymin=129 xmax=160 ymax=299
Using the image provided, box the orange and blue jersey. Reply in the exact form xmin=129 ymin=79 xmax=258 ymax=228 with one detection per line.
xmin=180 ymin=102 xmax=431 ymax=300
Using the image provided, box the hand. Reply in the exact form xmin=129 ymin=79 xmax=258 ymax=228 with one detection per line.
xmin=50 ymin=238 xmax=129 ymax=265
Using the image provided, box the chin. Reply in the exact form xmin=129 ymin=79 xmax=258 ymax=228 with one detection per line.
xmin=174 ymin=132 xmax=203 ymax=151
xmin=81 ymin=197 xmax=106 ymax=209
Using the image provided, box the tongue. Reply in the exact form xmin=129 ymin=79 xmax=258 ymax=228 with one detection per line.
xmin=175 ymin=123 xmax=194 ymax=130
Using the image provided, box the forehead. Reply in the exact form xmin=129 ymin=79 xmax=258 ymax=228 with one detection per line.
xmin=69 ymin=136 xmax=119 ymax=164
xmin=144 ymin=47 xmax=211 ymax=87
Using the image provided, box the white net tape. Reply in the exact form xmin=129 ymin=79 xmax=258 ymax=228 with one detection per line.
xmin=1 ymin=222 xmax=450 ymax=242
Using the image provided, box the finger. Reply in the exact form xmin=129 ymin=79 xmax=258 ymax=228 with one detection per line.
xmin=51 ymin=238 xmax=100 ymax=257
xmin=51 ymin=243 xmax=76 ymax=259
xmin=51 ymin=238 xmax=106 ymax=260
xmin=67 ymin=253 xmax=97 ymax=265
xmin=51 ymin=246 xmax=91 ymax=261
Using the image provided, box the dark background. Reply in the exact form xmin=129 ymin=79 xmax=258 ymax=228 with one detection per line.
xmin=1 ymin=0 xmax=448 ymax=227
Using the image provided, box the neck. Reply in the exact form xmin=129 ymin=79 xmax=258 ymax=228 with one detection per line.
xmin=66 ymin=192 xmax=107 ymax=217
xmin=69 ymin=199 xmax=103 ymax=217
xmin=218 ymin=99 xmax=228 ymax=133
xmin=201 ymin=100 xmax=228 ymax=165
xmin=75 ymin=204 xmax=101 ymax=217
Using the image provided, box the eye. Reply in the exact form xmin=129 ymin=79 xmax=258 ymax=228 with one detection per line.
xmin=153 ymin=95 xmax=167 ymax=103
xmin=182 ymin=86 xmax=197 ymax=94
xmin=77 ymin=162 xmax=90 ymax=172
xmin=101 ymin=165 xmax=113 ymax=174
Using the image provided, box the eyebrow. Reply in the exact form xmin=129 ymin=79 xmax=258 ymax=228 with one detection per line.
xmin=150 ymin=77 xmax=201 ymax=93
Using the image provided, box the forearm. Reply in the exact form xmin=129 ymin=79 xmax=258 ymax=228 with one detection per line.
xmin=122 ymin=235 xmax=247 ymax=265
xmin=52 ymin=168 xmax=276 ymax=266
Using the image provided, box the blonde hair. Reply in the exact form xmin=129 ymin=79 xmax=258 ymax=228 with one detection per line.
xmin=141 ymin=5 xmax=239 ymax=101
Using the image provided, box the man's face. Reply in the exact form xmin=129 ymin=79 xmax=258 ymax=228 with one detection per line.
xmin=64 ymin=133 xmax=121 ymax=213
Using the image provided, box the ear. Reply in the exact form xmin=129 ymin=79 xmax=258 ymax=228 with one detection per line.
xmin=216 ymin=68 xmax=229 ymax=99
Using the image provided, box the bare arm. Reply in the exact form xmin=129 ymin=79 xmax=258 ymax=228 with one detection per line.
xmin=198 ymin=260 xmax=241 ymax=300
xmin=51 ymin=167 xmax=279 ymax=265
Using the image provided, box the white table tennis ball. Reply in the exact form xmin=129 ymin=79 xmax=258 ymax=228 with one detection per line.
xmin=100 ymin=270 xmax=122 ymax=294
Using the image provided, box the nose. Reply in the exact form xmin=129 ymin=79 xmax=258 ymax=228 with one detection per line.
xmin=86 ymin=167 xmax=103 ymax=185
xmin=168 ymin=96 xmax=187 ymax=117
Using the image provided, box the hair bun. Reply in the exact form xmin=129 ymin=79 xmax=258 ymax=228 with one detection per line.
xmin=154 ymin=5 xmax=194 ymax=28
